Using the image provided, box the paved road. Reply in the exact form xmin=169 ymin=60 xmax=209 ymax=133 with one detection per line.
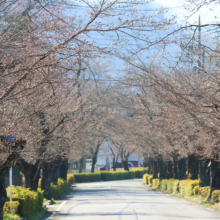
xmin=52 ymin=179 xmax=220 ymax=220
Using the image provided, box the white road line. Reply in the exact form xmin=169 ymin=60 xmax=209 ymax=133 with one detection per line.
xmin=56 ymin=200 xmax=66 ymax=212
xmin=46 ymin=200 xmax=66 ymax=220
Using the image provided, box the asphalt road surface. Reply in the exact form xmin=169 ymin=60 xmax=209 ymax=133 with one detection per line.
xmin=51 ymin=179 xmax=220 ymax=220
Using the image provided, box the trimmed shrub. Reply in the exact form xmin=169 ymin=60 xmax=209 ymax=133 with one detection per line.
xmin=99 ymin=170 xmax=135 ymax=181
xmin=212 ymin=190 xmax=220 ymax=203
xmin=200 ymin=186 xmax=210 ymax=199
xmin=130 ymin=168 xmax=148 ymax=178
xmin=74 ymin=173 xmax=101 ymax=183
xmin=67 ymin=174 xmax=75 ymax=187
xmin=166 ymin=179 xmax=175 ymax=193
xmin=193 ymin=185 xmax=200 ymax=196
xmin=161 ymin=179 xmax=168 ymax=191
xmin=172 ymin=180 xmax=179 ymax=193
xmin=6 ymin=186 xmax=44 ymax=217
xmin=148 ymin=175 xmax=153 ymax=185
xmin=3 ymin=213 xmax=20 ymax=220
xmin=36 ymin=188 xmax=44 ymax=211
xmin=143 ymin=174 xmax=149 ymax=184
xmin=152 ymin=179 xmax=160 ymax=188
xmin=51 ymin=178 xmax=68 ymax=199
xmin=3 ymin=201 xmax=19 ymax=215
xmin=160 ymin=179 xmax=179 ymax=193
xmin=73 ymin=170 xmax=135 ymax=183
xmin=179 ymin=180 xmax=199 ymax=196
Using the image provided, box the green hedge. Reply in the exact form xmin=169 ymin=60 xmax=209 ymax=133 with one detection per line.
xmin=74 ymin=173 xmax=101 ymax=183
xmin=200 ymin=186 xmax=210 ymax=199
xmin=193 ymin=185 xmax=200 ymax=196
xmin=212 ymin=190 xmax=220 ymax=203
xmin=161 ymin=179 xmax=177 ymax=192
xmin=143 ymin=174 xmax=152 ymax=185
xmin=143 ymin=176 xmax=200 ymax=196
xmin=179 ymin=180 xmax=199 ymax=196
xmin=130 ymin=168 xmax=148 ymax=178
xmin=67 ymin=174 xmax=75 ymax=187
xmin=51 ymin=178 xmax=68 ymax=199
xmin=73 ymin=170 xmax=136 ymax=183
xmin=99 ymin=170 xmax=135 ymax=181
xmin=143 ymin=175 xmax=220 ymax=204
xmin=152 ymin=178 xmax=160 ymax=188
xmin=3 ymin=201 xmax=19 ymax=215
xmin=6 ymin=186 xmax=44 ymax=217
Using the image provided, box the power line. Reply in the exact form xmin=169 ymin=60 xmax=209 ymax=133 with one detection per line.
xmin=71 ymin=4 xmax=193 ymax=12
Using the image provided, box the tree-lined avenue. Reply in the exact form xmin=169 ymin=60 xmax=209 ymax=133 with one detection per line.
xmin=51 ymin=179 xmax=220 ymax=220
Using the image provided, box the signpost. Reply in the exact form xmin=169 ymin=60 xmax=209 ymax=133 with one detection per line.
xmin=5 ymin=118 xmax=17 ymax=209
xmin=9 ymin=167 xmax=12 ymax=202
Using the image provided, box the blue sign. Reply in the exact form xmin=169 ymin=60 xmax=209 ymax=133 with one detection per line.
xmin=6 ymin=134 xmax=16 ymax=143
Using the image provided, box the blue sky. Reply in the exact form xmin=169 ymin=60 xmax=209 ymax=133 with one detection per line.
xmin=79 ymin=0 xmax=220 ymax=79
xmin=157 ymin=0 xmax=220 ymax=25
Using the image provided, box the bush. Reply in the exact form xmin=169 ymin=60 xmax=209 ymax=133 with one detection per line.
xmin=51 ymin=178 xmax=68 ymax=199
xmin=160 ymin=179 xmax=179 ymax=193
xmin=3 ymin=213 xmax=20 ymax=220
xmin=212 ymin=190 xmax=220 ymax=203
xmin=161 ymin=179 xmax=167 ymax=191
xmin=172 ymin=180 xmax=179 ymax=193
xmin=74 ymin=173 xmax=101 ymax=183
xmin=6 ymin=186 xmax=44 ymax=217
xmin=166 ymin=179 xmax=175 ymax=193
xmin=152 ymin=179 xmax=160 ymax=188
xmin=148 ymin=175 xmax=153 ymax=185
xmin=130 ymin=168 xmax=148 ymax=178
xmin=179 ymin=180 xmax=199 ymax=196
xmin=99 ymin=170 xmax=135 ymax=181
xmin=73 ymin=170 xmax=135 ymax=183
xmin=200 ymin=186 xmax=210 ymax=199
xmin=193 ymin=185 xmax=200 ymax=196
xmin=143 ymin=174 xmax=149 ymax=184
xmin=3 ymin=201 xmax=19 ymax=215
xmin=67 ymin=174 xmax=75 ymax=187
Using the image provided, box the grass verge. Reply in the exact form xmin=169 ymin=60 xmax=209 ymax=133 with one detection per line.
xmin=146 ymin=185 xmax=220 ymax=212
xmin=27 ymin=207 xmax=47 ymax=220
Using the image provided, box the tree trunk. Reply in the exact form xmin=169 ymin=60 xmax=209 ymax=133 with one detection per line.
xmin=111 ymin=155 xmax=117 ymax=171
xmin=172 ymin=157 xmax=178 ymax=179
xmin=166 ymin=161 xmax=173 ymax=179
xmin=79 ymin=157 xmax=83 ymax=173
xmin=15 ymin=158 xmax=40 ymax=190
xmin=112 ymin=163 xmax=117 ymax=171
xmin=177 ymin=158 xmax=187 ymax=180
xmin=199 ymin=159 xmax=210 ymax=187
xmin=208 ymin=160 xmax=220 ymax=200
xmin=158 ymin=158 xmax=166 ymax=180
xmin=187 ymin=154 xmax=198 ymax=180
xmin=41 ymin=158 xmax=62 ymax=200
xmin=122 ymin=160 xmax=129 ymax=171
xmin=91 ymin=143 xmax=101 ymax=173
xmin=148 ymin=158 xmax=154 ymax=175
xmin=59 ymin=158 xmax=69 ymax=180
xmin=153 ymin=160 xmax=159 ymax=179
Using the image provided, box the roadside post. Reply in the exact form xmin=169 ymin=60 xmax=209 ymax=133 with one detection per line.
xmin=9 ymin=167 xmax=12 ymax=211
xmin=5 ymin=118 xmax=17 ymax=211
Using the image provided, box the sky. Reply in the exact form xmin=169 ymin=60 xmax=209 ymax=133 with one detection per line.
xmin=157 ymin=0 xmax=220 ymax=25
xmin=77 ymin=0 xmax=220 ymax=78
